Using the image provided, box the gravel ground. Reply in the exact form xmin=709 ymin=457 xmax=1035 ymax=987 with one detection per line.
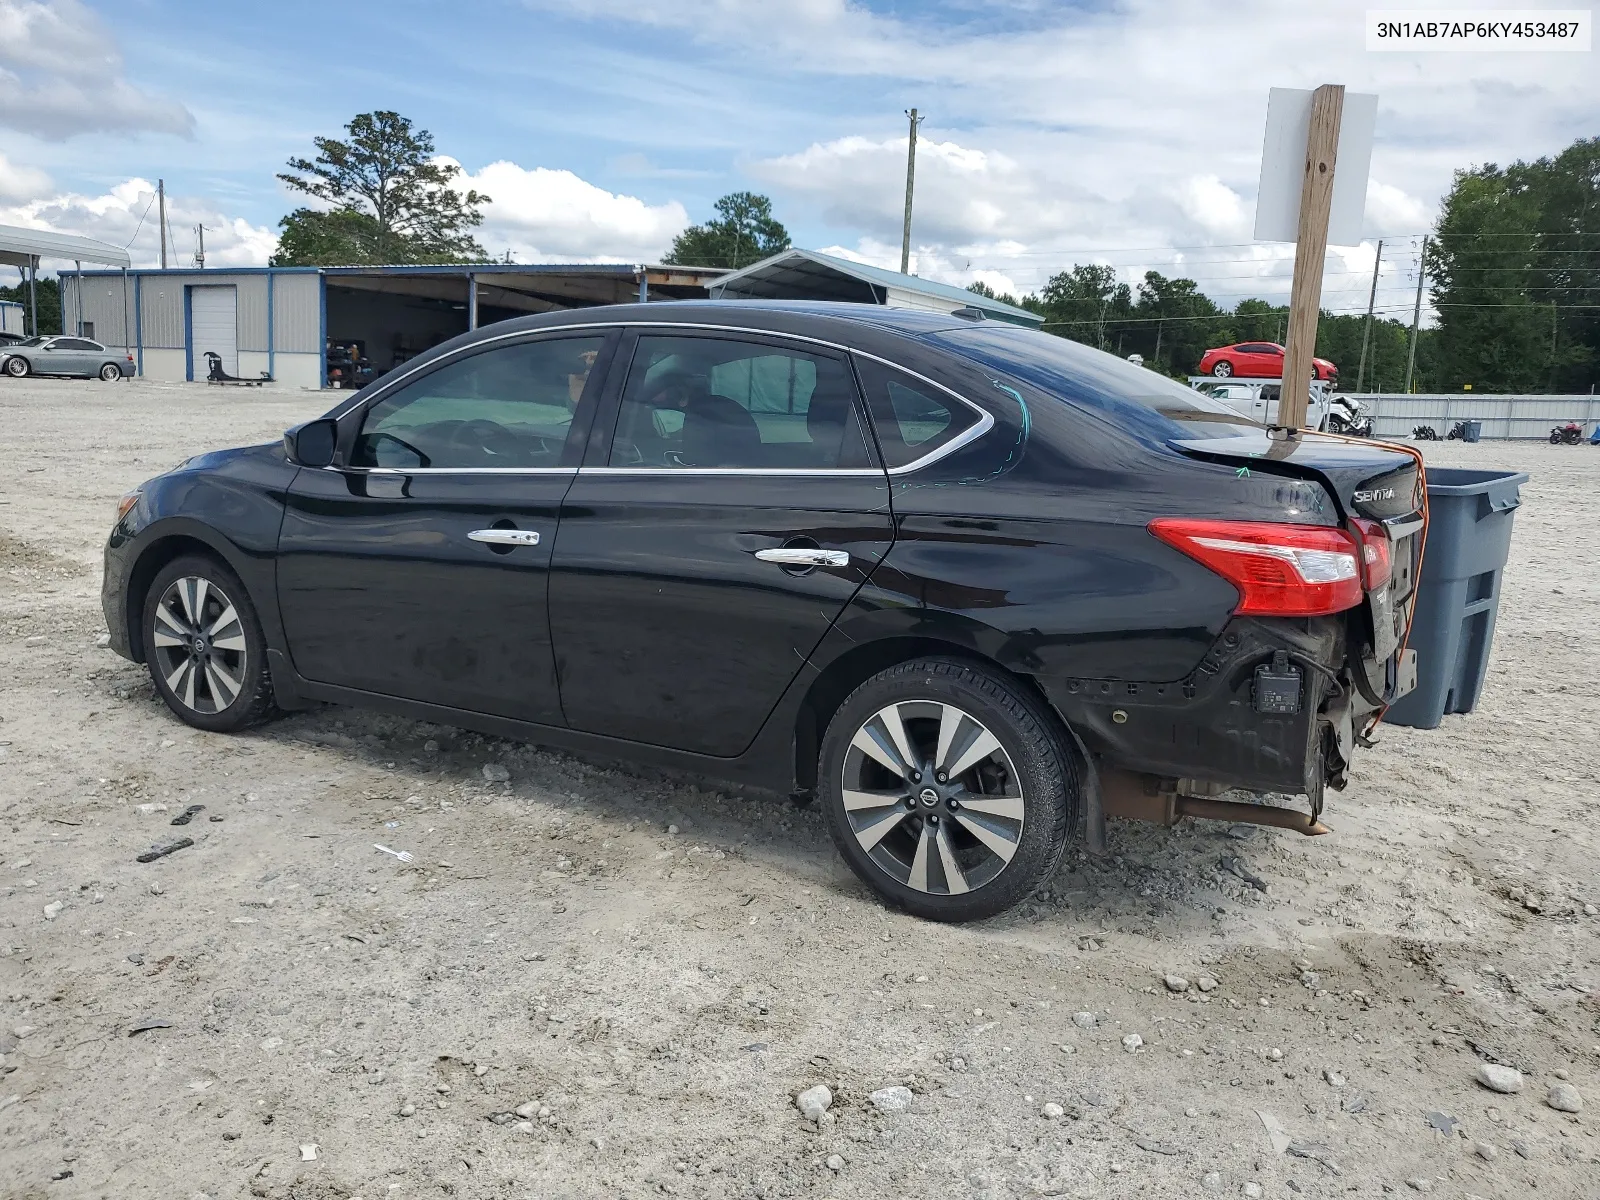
xmin=1 ymin=377 xmax=1596 ymax=1200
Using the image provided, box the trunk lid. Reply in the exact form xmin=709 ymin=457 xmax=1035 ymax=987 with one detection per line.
xmin=1169 ymin=431 xmax=1419 ymax=523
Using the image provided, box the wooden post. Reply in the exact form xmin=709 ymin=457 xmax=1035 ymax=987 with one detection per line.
xmin=1278 ymin=84 xmax=1343 ymax=431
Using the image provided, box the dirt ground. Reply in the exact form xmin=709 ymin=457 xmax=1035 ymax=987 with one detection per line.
xmin=0 ymin=376 xmax=1595 ymax=1200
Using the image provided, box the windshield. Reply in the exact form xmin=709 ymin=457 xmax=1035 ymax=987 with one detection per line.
xmin=15 ymin=336 xmax=47 ymax=347
xmin=928 ymin=323 xmax=1262 ymax=441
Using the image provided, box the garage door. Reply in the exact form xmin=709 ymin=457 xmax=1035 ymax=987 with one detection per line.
xmin=190 ymin=285 xmax=238 ymax=378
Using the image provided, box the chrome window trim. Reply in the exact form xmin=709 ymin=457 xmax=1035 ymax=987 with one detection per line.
xmin=326 ymin=320 xmax=996 ymax=477
xmin=322 ymin=465 xmax=578 ymax=476
xmin=580 ymin=466 xmax=886 ymax=478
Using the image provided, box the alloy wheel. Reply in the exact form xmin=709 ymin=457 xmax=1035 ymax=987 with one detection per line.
xmin=150 ymin=575 xmax=249 ymax=715
xmin=841 ymin=700 xmax=1024 ymax=895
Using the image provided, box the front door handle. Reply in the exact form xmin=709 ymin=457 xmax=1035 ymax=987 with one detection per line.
xmin=468 ymin=528 xmax=541 ymax=547
xmin=755 ymin=548 xmax=849 ymax=568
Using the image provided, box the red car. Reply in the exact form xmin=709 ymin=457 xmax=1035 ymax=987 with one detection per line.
xmin=1199 ymin=342 xmax=1337 ymax=382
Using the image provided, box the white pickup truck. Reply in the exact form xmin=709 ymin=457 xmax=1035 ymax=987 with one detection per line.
xmin=1188 ymin=377 xmax=1334 ymax=430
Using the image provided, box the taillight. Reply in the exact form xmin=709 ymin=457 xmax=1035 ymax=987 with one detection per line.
xmin=1348 ymin=517 xmax=1392 ymax=590
xmin=1148 ymin=518 xmax=1362 ymax=617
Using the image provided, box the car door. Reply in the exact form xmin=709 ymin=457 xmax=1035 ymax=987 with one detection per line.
xmin=275 ymin=330 xmax=615 ymax=725
xmin=38 ymin=337 xmax=80 ymax=374
xmin=547 ymin=329 xmax=895 ymax=756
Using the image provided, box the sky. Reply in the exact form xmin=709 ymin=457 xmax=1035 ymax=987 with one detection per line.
xmin=0 ymin=0 xmax=1593 ymax=322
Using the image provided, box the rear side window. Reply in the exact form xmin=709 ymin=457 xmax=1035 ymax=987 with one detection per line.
xmin=609 ymin=335 xmax=874 ymax=469
xmin=853 ymin=358 xmax=982 ymax=469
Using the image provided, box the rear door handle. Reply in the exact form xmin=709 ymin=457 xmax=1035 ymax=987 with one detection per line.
xmin=755 ymin=548 xmax=849 ymax=568
xmin=468 ymin=529 xmax=541 ymax=547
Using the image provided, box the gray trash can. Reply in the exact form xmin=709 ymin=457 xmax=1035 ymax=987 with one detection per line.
xmin=1385 ymin=467 xmax=1527 ymax=729
xmin=1462 ymin=419 xmax=1482 ymax=443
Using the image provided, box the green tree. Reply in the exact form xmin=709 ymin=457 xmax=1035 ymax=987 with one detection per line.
xmin=272 ymin=110 xmax=489 ymax=266
xmin=1036 ymin=264 xmax=1133 ymax=350
xmin=1429 ymin=136 xmax=1600 ymax=393
xmin=0 ymin=275 xmax=61 ymax=334
xmin=662 ymin=192 xmax=790 ymax=269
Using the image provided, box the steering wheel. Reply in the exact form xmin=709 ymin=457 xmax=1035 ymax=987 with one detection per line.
xmin=445 ymin=418 xmax=521 ymax=463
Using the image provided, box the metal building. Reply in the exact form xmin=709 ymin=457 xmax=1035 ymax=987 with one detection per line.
xmin=708 ymin=248 xmax=1043 ymax=327
xmin=60 ymin=263 xmax=724 ymax=389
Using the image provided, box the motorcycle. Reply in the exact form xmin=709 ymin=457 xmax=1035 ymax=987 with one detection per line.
xmin=1324 ymin=394 xmax=1374 ymax=438
xmin=1549 ymin=422 xmax=1583 ymax=445
xmin=1413 ymin=424 xmax=1440 ymax=441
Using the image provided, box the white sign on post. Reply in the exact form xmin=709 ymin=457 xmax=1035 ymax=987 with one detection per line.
xmin=1254 ymin=88 xmax=1378 ymax=246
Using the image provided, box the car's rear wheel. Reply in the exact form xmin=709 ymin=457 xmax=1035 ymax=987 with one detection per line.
xmin=143 ymin=555 xmax=278 ymax=732
xmin=818 ymin=657 xmax=1078 ymax=922
xmin=99 ymin=362 xmax=120 ymax=381
xmin=1211 ymin=360 xmax=1232 ymax=377
xmin=5 ymin=356 xmax=28 ymax=377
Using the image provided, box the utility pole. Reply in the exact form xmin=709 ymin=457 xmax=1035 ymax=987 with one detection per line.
xmin=1153 ymin=318 xmax=1164 ymax=367
xmin=1404 ymin=235 xmax=1427 ymax=395
xmin=195 ymin=224 xmax=206 ymax=269
xmin=1355 ymin=238 xmax=1382 ymax=393
xmin=1279 ymin=83 xmax=1344 ymax=431
xmin=158 ymin=179 xmax=168 ymax=270
xmin=900 ymin=108 xmax=923 ymax=275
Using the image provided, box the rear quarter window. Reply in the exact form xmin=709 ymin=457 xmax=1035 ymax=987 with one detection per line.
xmin=927 ymin=324 xmax=1260 ymax=442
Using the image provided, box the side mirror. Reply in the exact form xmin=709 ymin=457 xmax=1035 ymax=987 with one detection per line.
xmin=284 ymin=418 xmax=338 ymax=468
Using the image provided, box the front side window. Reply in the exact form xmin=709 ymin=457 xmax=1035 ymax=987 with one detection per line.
xmin=853 ymin=358 xmax=983 ymax=469
xmin=608 ymin=335 xmax=873 ymax=469
xmin=56 ymin=338 xmax=98 ymax=351
xmin=351 ymin=337 xmax=604 ymax=469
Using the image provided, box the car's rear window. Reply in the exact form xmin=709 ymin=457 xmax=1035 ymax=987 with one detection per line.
xmin=927 ymin=324 xmax=1261 ymax=441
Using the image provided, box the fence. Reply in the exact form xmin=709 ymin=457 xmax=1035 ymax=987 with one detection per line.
xmin=1356 ymin=393 xmax=1599 ymax=440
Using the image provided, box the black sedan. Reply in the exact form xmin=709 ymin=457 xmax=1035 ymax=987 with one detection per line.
xmin=103 ymin=302 xmax=1423 ymax=921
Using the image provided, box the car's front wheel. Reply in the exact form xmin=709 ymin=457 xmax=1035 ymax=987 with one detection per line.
xmin=4 ymin=356 xmax=28 ymax=377
xmin=1210 ymin=360 xmax=1232 ymax=377
xmin=143 ymin=555 xmax=278 ymax=732
xmin=818 ymin=658 xmax=1078 ymax=922
xmin=99 ymin=363 xmax=121 ymax=381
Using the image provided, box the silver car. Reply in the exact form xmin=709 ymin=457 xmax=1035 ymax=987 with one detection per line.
xmin=3 ymin=335 xmax=133 ymax=380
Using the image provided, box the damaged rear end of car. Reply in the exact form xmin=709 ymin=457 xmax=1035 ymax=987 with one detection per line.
xmin=932 ymin=324 xmax=1425 ymax=845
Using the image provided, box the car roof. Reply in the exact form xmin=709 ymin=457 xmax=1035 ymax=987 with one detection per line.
xmin=474 ymin=299 xmax=984 ymax=339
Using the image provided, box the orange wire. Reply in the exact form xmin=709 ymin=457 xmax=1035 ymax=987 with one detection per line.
xmin=1299 ymin=425 xmax=1430 ymax=736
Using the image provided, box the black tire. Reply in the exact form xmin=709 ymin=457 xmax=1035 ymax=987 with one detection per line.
xmin=818 ymin=657 xmax=1079 ymax=922
xmin=1549 ymin=431 xmax=1561 ymax=444
xmin=143 ymin=554 xmax=278 ymax=732
xmin=1211 ymin=361 xmax=1233 ymax=377
xmin=99 ymin=362 xmax=120 ymax=381
xmin=5 ymin=356 xmax=28 ymax=377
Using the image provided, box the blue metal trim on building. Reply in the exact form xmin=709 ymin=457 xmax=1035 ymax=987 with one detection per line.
xmin=266 ymin=270 xmax=275 ymax=380
xmin=133 ymin=274 xmax=143 ymax=376
xmin=183 ymin=285 xmax=194 ymax=382
xmin=61 ymin=266 xmax=322 ymax=278
xmin=317 ymin=271 xmax=327 ymax=389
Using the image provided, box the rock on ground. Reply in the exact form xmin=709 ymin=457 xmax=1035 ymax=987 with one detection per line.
xmin=1475 ymin=1063 xmax=1524 ymax=1094
xmin=796 ymin=1084 xmax=832 ymax=1122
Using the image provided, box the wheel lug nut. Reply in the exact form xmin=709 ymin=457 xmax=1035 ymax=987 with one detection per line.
xmin=936 ymin=772 xmax=948 ymax=784
xmin=908 ymin=771 xmax=920 ymax=783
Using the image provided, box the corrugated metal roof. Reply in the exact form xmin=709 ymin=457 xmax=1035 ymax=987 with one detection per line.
xmin=708 ymin=249 xmax=1041 ymax=325
xmin=0 ymin=223 xmax=131 ymax=269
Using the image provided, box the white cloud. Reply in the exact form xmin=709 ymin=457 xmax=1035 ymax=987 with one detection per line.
xmin=0 ymin=0 xmax=193 ymax=139
xmin=454 ymin=159 xmax=689 ymax=262
xmin=0 ymin=178 xmax=275 ymax=268
xmin=542 ymin=0 xmax=1586 ymax=320
xmin=0 ymin=151 xmax=51 ymax=202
